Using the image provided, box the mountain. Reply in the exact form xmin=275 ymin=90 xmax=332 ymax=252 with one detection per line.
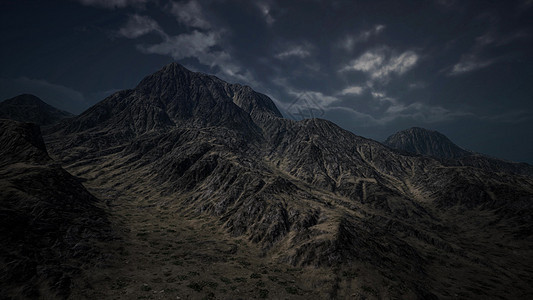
xmin=0 ymin=94 xmax=74 ymax=126
xmin=33 ymin=63 xmax=533 ymax=299
xmin=385 ymin=127 xmax=533 ymax=176
xmin=0 ymin=119 xmax=112 ymax=299
xmin=384 ymin=127 xmax=471 ymax=159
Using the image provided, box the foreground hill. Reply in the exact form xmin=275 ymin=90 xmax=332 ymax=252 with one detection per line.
xmin=0 ymin=119 xmax=111 ymax=299
xmin=39 ymin=63 xmax=533 ymax=299
xmin=385 ymin=127 xmax=533 ymax=176
xmin=0 ymin=94 xmax=74 ymax=126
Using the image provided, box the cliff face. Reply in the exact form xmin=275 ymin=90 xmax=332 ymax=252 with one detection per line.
xmin=36 ymin=63 xmax=533 ymax=299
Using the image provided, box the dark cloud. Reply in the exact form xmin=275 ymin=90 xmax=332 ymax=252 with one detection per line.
xmin=169 ymin=0 xmax=211 ymax=29
xmin=118 ymin=14 xmax=164 ymax=38
xmin=74 ymin=0 xmax=149 ymax=9
xmin=339 ymin=24 xmax=386 ymax=51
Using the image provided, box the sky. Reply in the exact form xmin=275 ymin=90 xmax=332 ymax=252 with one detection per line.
xmin=1 ymin=0 xmax=532 ymax=163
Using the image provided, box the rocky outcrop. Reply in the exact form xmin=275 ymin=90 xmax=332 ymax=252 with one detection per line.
xmin=0 ymin=119 xmax=111 ymax=299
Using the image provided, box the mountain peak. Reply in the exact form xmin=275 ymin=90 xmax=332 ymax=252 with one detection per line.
xmin=135 ymin=63 xmax=282 ymax=118
xmin=3 ymin=94 xmax=48 ymax=106
xmin=135 ymin=62 xmax=191 ymax=89
xmin=135 ymin=62 xmax=282 ymax=122
xmin=407 ymin=126 xmax=436 ymax=133
xmin=385 ymin=127 xmax=471 ymax=159
xmin=57 ymin=63 xmax=282 ymax=141
xmin=0 ymin=94 xmax=73 ymax=126
xmin=156 ymin=61 xmax=191 ymax=77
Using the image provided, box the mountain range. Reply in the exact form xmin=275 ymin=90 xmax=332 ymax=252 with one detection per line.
xmin=1 ymin=63 xmax=532 ymax=299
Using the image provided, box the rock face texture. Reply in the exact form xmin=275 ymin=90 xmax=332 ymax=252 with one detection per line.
xmin=385 ymin=127 xmax=533 ymax=176
xmin=0 ymin=119 xmax=111 ymax=299
xmin=25 ymin=63 xmax=533 ymax=298
xmin=0 ymin=94 xmax=74 ymax=126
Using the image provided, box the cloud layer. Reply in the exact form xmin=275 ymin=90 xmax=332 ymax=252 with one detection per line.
xmin=342 ymin=49 xmax=419 ymax=81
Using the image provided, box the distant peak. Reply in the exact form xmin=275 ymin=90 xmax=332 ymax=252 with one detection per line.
xmin=158 ymin=62 xmax=196 ymax=78
xmin=408 ymin=126 xmax=428 ymax=131
xmin=3 ymin=94 xmax=46 ymax=105
xmin=386 ymin=127 xmax=449 ymax=143
xmin=16 ymin=93 xmax=41 ymax=99
xmin=400 ymin=127 xmax=450 ymax=140
xmin=162 ymin=62 xmax=189 ymax=71
xmin=406 ymin=127 xmax=438 ymax=133
xmin=0 ymin=94 xmax=73 ymax=125
xmin=136 ymin=62 xmax=194 ymax=90
xmin=385 ymin=127 xmax=470 ymax=159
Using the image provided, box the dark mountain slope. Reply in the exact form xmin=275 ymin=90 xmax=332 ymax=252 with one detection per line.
xmin=0 ymin=119 xmax=112 ymax=299
xmin=0 ymin=94 xmax=73 ymax=126
xmin=0 ymin=118 xmax=50 ymax=163
xmin=43 ymin=63 xmax=533 ymax=299
xmin=385 ymin=127 xmax=533 ymax=176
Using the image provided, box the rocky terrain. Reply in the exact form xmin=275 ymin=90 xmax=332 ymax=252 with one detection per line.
xmin=1 ymin=63 xmax=532 ymax=299
xmin=0 ymin=119 xmax=112 ymax=299
xmin=0 ymin=94 xmax=74 ymax=126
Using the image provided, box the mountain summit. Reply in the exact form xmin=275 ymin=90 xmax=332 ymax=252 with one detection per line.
xmin=384 ymin=127 xmax=470 ymax=159
xmin=51 ymin=63 xmax=282 ymax=153
xmin=136 ymin=63 xmax=283 ymax=120
xmin=17 ymin=63 xmax=533 ymax=299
